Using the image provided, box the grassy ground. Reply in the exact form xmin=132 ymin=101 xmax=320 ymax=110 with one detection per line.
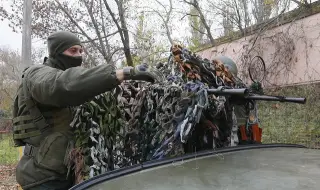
xmin=0 ymin=133 xmax=19 ymax=189
xmin=258 ymin=84 xmax=320 ymax=148
xmin=0 ymin=134 xmax=19 ymax=165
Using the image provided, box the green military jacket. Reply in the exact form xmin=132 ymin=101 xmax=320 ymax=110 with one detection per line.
xmin=13 ymin=59 xmax=120 ymax=189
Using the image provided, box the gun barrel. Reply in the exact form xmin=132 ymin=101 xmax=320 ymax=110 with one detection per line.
xmin=246 ymin=95 xmax=306 ymax=104
xmin=207 ymin=88 xmax=249 ymax=97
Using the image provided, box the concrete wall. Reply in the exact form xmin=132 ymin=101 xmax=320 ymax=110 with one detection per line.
xmin=196 ymin=12 xmax=320 ymax=88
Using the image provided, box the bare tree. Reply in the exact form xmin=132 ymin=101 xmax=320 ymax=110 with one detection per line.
xmin=251 ymin=0 xmax=273 ymax=23
xmin=188 ymin=0 xmax=206 ymax=49
xmin=208 ymin=0 xmax=293 ymax=38
xmin=143 ymin=0 xmax=174 ymax=45
xmin=103 ymin=0 xmax=133 ymax=66
xmin=183 ymin=0 xmax=215 ymax=46
xmin=1 ymin=0 xmax=135 ymax=66
xmin=132 ymin=11 xmax=152 ymax=64
xmin=221 ymin=4 xmax=235 ymax=36
xmin=0 ymin=46 xmax=23 ymax=112
xmin=207 ymin=0 xmax=248 ymax=36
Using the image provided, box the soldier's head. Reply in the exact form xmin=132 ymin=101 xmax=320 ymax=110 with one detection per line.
xmin=47 ymin=31 xmax=83 ymax=69
xmin=213 ymin=55 xmax=238 ymax=77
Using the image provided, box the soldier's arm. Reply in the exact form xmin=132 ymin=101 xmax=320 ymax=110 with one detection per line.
xmin=24 ymin=64 xmax=124 ymax=107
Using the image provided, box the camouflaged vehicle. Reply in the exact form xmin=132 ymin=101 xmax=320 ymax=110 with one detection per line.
xmin=67 ymin=45 xmax=314 ymax=189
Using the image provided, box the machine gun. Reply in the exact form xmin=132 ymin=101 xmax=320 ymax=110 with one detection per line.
xmin=206 ymin=85 xmax=306 ymax=145
xmin=166 ymin=44 xmax=307 ymax=146
xmin=206 ymin=86 xmax=307 ymax=104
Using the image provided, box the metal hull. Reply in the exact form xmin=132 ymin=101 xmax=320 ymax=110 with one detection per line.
xmin=71 ymin=144 xmax=320 ymax=190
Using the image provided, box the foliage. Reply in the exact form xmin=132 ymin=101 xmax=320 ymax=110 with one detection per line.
xmin=0 ymin=134 xmax=19 ymax=165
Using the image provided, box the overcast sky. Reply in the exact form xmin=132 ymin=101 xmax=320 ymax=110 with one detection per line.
xmin=0 ymin=0 xmax=45 ymax=53
xmin=0 ymin=20 xmax=23 ymax=51
xmin=0 ymin=0 xmax=22 ymax=51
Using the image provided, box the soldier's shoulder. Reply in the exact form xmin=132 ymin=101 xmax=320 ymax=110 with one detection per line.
xmin=23 ymin=64 xmax=53 ymax=79
xmin=24 ymin=64 xmax=50 ymax=73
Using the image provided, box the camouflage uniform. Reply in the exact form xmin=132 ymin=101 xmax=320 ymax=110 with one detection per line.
xmin=212 ymin=56 xmax=248 ymax=126
xmin=214 ymin=55 xmax=262 ymax=144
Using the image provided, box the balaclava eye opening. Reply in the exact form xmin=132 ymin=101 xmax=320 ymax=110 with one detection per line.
xmin=46 ymin=31 xmax=83 ymax=70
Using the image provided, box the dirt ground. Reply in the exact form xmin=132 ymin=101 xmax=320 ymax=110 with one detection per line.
xmin=0 ymin=165 xmax=19 ymax=190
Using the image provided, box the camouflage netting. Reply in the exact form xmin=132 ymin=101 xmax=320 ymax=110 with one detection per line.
xmin=68 ymin=45 xmax=248 ymax=183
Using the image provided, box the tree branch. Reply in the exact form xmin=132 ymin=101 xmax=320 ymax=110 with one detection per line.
xmin=183 ymin=0 xmax=194 ymax=6
xmin=116 ymin=0 xmax=133 ymax=66
xmin=183 ymin=0 xmax=215 ymax=46
xmin=233 ymin=0 xmax=244 ymax=36
xmin=103 ymin=0 xmax=125 ymax=44
xmin=155 ymin=0 xmax=168 ymax=14
xmin=150 ymin=0 xmax=174 ymax=45
xmin=249 ymin=8 xmax=286 ymax=55
xmin=181 ymin=13 xmax=200 ymax=20
xmin=83 ymin=47 xmax=98 ymax=67
xmin=54 ymin=0 xmax=104 ymax=56
xmin=190 ymin=24 xmax=206 ymax=35
xmin=81 ymin=31 xmax=119 ymax=43
xmin=103 ymin=0 xmax=133 ymax=66
xmin=209 ymin=2 xmax=244 ymax=36
xmin=108 ymin=47 xmax=123 ymax=63
xmin=82 ymin=0 xmax=108 ymax=60
xmin=99 ymin=0 xmax=112 ymax=64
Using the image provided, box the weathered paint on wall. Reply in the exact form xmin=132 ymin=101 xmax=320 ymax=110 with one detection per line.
xmin=197 ymin=12 xmax=320 ymax=88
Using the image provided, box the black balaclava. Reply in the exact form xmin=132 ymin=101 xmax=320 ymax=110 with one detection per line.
xmin=45 ymin=31 xmax=83 ymax=70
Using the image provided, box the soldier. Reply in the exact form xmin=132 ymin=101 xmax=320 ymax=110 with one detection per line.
xmin=214 ymin=55 xmax=262 ymax=144
xmin=213 ymin=55 xmax=247 ymax=125
xmin=12 ymin=31 xmax=157 ymax=190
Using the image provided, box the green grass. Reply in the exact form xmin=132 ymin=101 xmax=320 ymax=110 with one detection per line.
xmin=0 ymin=133 xmax=19 ymax=165
xmin=258 ymin=84 xmax=320 ymax=148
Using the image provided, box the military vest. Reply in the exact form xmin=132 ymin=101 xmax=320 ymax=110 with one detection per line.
xmin=12 ymin=68 xmax=75 ymax=189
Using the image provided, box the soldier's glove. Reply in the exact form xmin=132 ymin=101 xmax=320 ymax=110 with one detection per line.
xmin=123 ymin=64 xmax=158 ymax=83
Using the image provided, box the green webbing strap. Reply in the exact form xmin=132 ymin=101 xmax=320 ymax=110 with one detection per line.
xmin=22 ymin=72 xmax=50 ymax=131
xmin=23 ymin=143 xmax=39 ymax=157
xmin=13 ymin=130 xmax=42 ymax=139
xmin=24 ymin=99 xmax=49 ymax=131
xmin=12 ymin=115 xmax=33 ymax=124
xmin=13 ymin=123 xmax=36 ymax=131
xmin=12 ymin=70 xmax=50 ymax=141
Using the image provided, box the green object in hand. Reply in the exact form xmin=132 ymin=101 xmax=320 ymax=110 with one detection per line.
xmin=123 ymin=64 xmax=157 ymax=83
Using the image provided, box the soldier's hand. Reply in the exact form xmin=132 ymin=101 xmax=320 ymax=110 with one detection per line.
xmin=123 ymin=64 xmax=158 ymax=83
